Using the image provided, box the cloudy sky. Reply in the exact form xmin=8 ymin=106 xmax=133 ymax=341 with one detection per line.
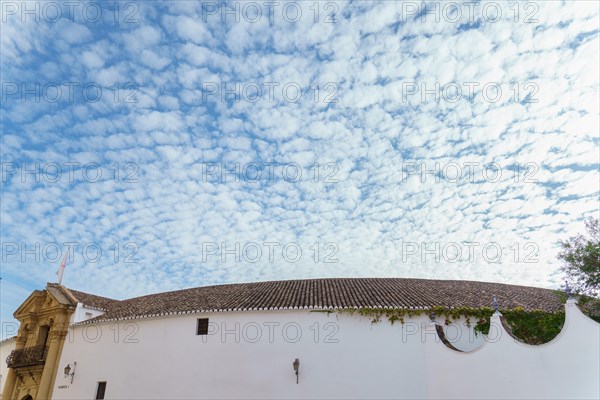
xmin=1 ymin=1 xmax=598 ymax=328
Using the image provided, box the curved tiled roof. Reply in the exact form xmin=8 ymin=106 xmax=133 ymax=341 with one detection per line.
xmin=72 ymin=278 xmax=566 ymax=324
xmin=67 ymin=288 xmax=119 ymax=311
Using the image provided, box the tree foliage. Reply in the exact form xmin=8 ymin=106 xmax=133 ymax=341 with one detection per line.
xmin=558 ymin=218 xmax=600 ymax=297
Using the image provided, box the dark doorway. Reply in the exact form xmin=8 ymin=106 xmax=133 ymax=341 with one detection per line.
xmin=96 ymin=382 xmax=107 ymax=399
xmin=37 ymin=326 xmax=50 ymax=347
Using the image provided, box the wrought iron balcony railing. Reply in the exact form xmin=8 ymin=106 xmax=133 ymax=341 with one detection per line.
xmin=6 ymin=345 xmax=49 ymax=368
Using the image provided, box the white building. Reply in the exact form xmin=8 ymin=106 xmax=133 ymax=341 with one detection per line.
xmin=0 ymin=338 xmax=16 ymax=396
xmin=2 ymin=278 xmax=599 ymax=399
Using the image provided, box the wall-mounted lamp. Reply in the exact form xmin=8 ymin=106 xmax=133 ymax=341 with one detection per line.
xmin=292 ymin=358 xmax=300 ymax=384
xmin=64 ymin=362 xmax=76 ymax=384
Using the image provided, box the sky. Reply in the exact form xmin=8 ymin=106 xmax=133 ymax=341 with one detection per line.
xmin=1 ymin=1 xmax=599 ymax=331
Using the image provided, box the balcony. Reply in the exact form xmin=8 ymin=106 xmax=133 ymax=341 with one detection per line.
xmin=6 ymin=345 xmax=48 ymax=368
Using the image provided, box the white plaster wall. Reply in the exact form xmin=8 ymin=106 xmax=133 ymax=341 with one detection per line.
xmin=433 ymin=316 xmax=487 ymax=352
xmin=70 ymin=305 xmax=105 ymax=324
xmin=50 ymin=303 xmax=599 ymax=400
xmin=423 ymin=301 xmax=600 ymax=400
xmin=53 ymin=311 xmax=434 ymax=399
xmin=0 ymin=338 xmax=16 ymax=398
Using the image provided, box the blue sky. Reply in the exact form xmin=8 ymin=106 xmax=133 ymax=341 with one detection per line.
xmin=1 ymin=1 xmax=599 ymax=330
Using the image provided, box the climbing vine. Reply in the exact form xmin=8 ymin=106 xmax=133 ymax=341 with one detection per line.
xmin=325 ymin=303 xmax=596 ymax=345
xmin=472 ymin=308 xmax=565 ymax=344
xmin=335 ymin=306 xmax=496 ymax=328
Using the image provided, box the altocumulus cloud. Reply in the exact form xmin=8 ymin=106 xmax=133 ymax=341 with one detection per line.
xmin=0 ymin=1 xmax=598 ymax=327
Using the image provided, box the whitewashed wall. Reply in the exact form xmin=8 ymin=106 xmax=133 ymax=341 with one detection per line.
xmin=423 ymin=300 xmax=600 ymax=400
xmin=50 ymin=301 xmax=599 ymax=400
xmin=70 ymin=304 xmax=105 ymax=324
xmin=0 ymin=338 xmax=16 ymax=398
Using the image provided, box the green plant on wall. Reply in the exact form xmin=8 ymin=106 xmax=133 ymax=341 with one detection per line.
xmin=471 ymin=308 xmax=566 ymax=345
xmin=329 ymin=305 xmax=597 ymax=345
xmin=313 ymin=291 xmax=599 ymax=345
xmin=334 ymin=306 xmax=567 ymax=345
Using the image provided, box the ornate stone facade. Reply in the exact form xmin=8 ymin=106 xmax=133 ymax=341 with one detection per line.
xmin=2 ymin=285 xmax=77 ymax=400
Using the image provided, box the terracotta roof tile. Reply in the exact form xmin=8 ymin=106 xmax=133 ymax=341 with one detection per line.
xmin=67 ymin=288 xmax=119 ymax=311
xmin=68 ymin=278 xmax=568 ymax=323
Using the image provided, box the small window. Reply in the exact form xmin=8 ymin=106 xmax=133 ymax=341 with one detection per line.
xmin=95 ymin=381 xmax=107 ymax=399
xmin=85 ymin=312 xmax=93 ymax=319
xmin=197 ymin=318 xmax=209 ymax=335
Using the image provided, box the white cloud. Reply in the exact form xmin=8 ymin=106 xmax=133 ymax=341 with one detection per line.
xmin=1 ymin=0 xmax=599 ymax=324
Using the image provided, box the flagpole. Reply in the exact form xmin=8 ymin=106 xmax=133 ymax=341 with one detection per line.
xmin=57 ymin=251 xmax=68 ymax=285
